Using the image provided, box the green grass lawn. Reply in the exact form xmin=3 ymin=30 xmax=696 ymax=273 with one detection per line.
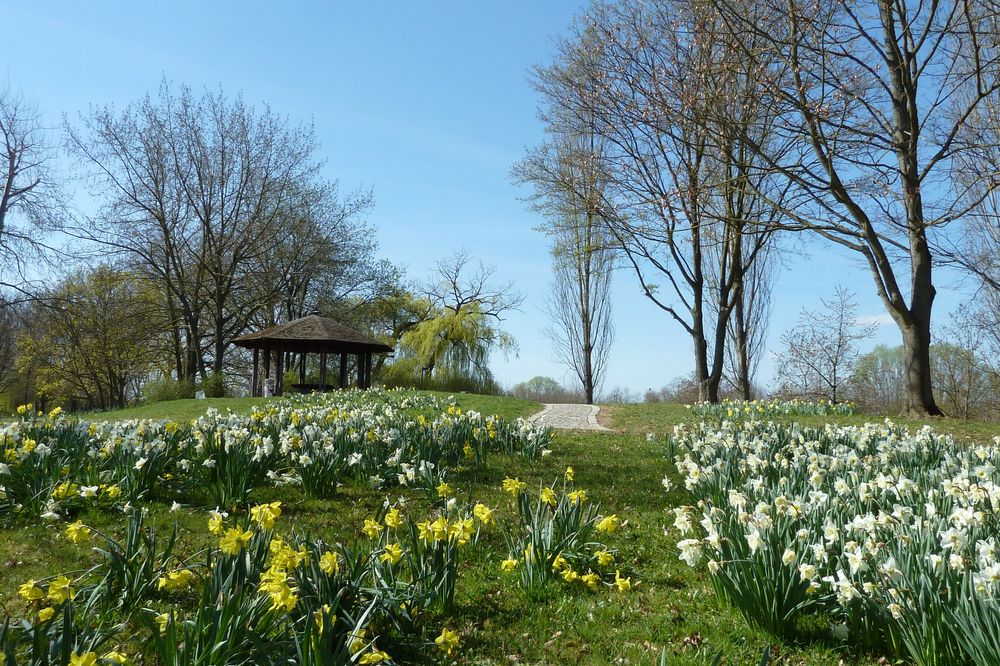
xmin=4 ymin=395 xmax=999 ymax=664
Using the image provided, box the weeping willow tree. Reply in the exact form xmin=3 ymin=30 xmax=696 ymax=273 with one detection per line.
xmin=398 ymin=300 xmax=517 ymax=380
xmin=381 ymin=251 xmax=522 ymax=391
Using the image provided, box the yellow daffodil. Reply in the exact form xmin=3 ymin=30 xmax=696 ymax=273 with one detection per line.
xmin=561 ymin=568 xmax=580 ymax=583
xmin=380 ymin=543 xmax=404 ymax=565
xmin=615 ymin=569 xmax=632 ymax=592
xmin=103 ymin=651 xmax=129 ymax=665
xmin=581 ymin=571 xmax=601 ymax=591
xmin=436 ymin=481 xmax=452 ymax=497
xmin=37 ymin=607 xmax=55 ymax=622
xmin=65 ymin=521 xmax=91 ymax=544
xmin=430 ymin=516 xmax=449 ymax=541
xmin=68 ymin=652 xmax=97 ymax=666
xmin=259 ymin=567 xmax=299 ymax=612
xmin=565 ymin=466 xmax=574 ymax=481
xmin=417 ymin=520 xmax=433 ymax=542
xmin=541 ymin=487 xmax=557 ymax=506
xmin=51 ymin=481 xmax=78 ymax=499
xmin=155 ymin=612 xmax=171 ymax=635
xmin=46 ymin=575 xmax=75 ymax=604
xmin=501 ymin=558 xmax=519 ymax=572
xmin=157 ymin=569 xmax=194 ymax=592
xmin=435 ymin=627 xmax=460 ymax=656
xmin=219 ymin=527 xmax=254 ymax=555
xmin=319 ymin=551 xmax=339 ymax=575
xmin=596 ymin=514 xmax=620 ymax=533
xmin=473 ymin=502 xmax=494 ymax=525
xmin=207 ymin=515 xmax=224 ymax=534
xmin=18 ymin=580 xmax=44 ymax=601
xmin=362 ymin=518 xmax=383 ymax=539
xmin=552 ymin=555 xmax=568 ymax=572
xmin=463 ymin=442 xmax=474 ymax=459
xmin=359 ymin=650 xmax=391 ymax=665
xmin=567 ymin=489 xmax=588 ymax=504
xmin=452 ymin=517 xmax=475 ymax=545
xmin=384 ymin=507 xmax=402 ymax=528
xmin=349 ymin=629 xmax=368 ymax=654
xmin=269 ymin=539 xmax=307 ymax=571
xmin=312 ymin=604 xmax=333 ymax=633
xmin=250 ymin=501 xmax=282 ymax=529
xmin=502 ymin=477 xmax=526 ymax=496
xmin=595 ymin=550 xmax=615 ymax=567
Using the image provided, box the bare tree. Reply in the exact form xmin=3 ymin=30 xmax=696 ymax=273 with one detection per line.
xmin=0 ymin=87 xmax=61 ymax=293
xmin=514 ymin=115 xmax=616 ymax=404
xmin=713 ymin=0 xmax=1000 ymax=415
xmin=533 ymin=0 xmax=785 ymax=402
xmin=777 ymin=287 xmax=876 ymax=403
xmin=0 ymin=300 xmax=19 ymax=400
xmin=546 ymin=226 xmax=615 ymax=404
xmin=722 ymin=237 xmax=777 ymax=399
xmin=424 ymin=249 xmax=524 ymax=320
xmin=66 ymin=82 xmax=358 ymax=386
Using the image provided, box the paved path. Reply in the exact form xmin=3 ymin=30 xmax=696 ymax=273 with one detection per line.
xmin=528 ymin=403 xmax=611 ymax=431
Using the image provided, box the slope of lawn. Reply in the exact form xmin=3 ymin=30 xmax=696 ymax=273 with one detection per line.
xmin=4 ymin=393 xmax=998 ymax=664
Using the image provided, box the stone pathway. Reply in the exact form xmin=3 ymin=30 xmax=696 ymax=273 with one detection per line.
xmin=528 ymin=403 xmax=611 ymax=431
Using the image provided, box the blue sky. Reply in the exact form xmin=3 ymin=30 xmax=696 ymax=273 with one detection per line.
xmin=1 ymin=2 xmax=969 ymax=394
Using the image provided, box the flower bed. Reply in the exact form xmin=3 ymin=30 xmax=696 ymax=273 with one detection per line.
xmin=688 ymin=399 xmax=859 ymax=420
xmin=0 ymin=389 xmax=550 ymax=520
xmin=669 ymin=418 xmax=1000 ymax=665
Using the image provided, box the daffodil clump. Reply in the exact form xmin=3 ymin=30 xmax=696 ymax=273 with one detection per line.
xmin=669 ymin=417 xmax=1000 ymax=664
xmin=499 ymin=468 xmax=630 ymax=593
xmin=0 ymin=389 xmax=549 ymax=522
xmin=688 ymin=398 xmax=860 ymax=420
xmin=6 ymin=498 xmax=472 ymax=663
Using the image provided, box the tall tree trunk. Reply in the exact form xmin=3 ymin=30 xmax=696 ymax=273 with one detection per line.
xmin=692 ymin=325 xmax=711 ymax=402
xmin=733 ymin=292 xmax=752 ymax=399
xmin=899 ymin=290 xmax=940 ymax=416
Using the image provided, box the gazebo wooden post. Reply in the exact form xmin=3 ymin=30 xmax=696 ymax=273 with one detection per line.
xmin=251 ymin=348 xmax=260 ymax=397
xmin=364 ymin=353 xmax=373 ymax=389
xmin=275 ymin=347 xmax=284 ymax=396
xmin=298 ymin=352 xmax=306 ymax=388
xmin=339 ymin=353 xmax=348 ymax=389
xmin=319 ymin=353 xmax=327 ymax=391
xmin=356 ymin=354 xmax=364 ymax=389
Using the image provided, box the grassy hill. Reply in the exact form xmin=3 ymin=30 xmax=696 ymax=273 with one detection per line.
xmin=3 ymin=392 xmax=1000 ymax=664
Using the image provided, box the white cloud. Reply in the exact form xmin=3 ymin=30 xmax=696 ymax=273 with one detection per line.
xmin=855 ymin=313 xmax=895 ymax=327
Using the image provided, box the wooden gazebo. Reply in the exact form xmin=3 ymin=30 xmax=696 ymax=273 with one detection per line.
xmin=233 ymin=312 xmax=393 ymax=397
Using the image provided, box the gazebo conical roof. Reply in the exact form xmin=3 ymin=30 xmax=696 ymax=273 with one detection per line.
xmin=233 ymin=313 xmax=393 ymax=355
xmin=236 ymin=313 xmax=390 ymax=397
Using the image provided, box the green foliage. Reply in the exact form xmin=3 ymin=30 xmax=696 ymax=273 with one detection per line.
xmin=380 ymin=363 xmax=504 ymax=395
xmin=16 ymin=265 xmax=159 ymax=411
xmin=498 ymin=476 xmax=621 ymax=594
xmin=510 ymin=376 xmax=583 ymax=403
xmin=199 ymin=374 xmax=226 ymax=399
xmin=388 ymin=301 xmax=516 ymax=390
xmin=143 ymin=377 xmax=197 ymax=404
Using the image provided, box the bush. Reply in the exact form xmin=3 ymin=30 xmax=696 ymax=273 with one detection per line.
xmin=378 ymin=362 xmax=504 ymax=395
xmin=200 ymin=372 xmax=226 ymax=398
xmin=143 ymin=376 xmax=196 ymax=403
xmin=510 ymin=376 xmax=584 ymax=403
